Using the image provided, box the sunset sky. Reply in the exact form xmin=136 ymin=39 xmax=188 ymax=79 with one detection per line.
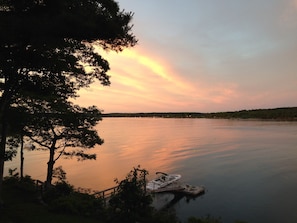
xmin=76 ymin=0 xmax=297 ymax=113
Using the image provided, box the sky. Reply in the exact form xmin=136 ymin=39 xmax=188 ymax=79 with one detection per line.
xmin=76 ymin=0 xmax=297 ymax=113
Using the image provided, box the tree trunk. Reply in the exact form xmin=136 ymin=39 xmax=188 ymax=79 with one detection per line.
xmin=20 ymin=135 xmax=24 ymax=180
xmin=45 ymin=145 xmax=55 ymax=188
xmin=0 ymin=79 xmax=14 ymax=206
xmin=0 ymin=120 xmax=8 ymax=207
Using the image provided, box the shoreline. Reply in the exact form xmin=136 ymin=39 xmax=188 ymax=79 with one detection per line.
xmin=101 ymin=107 xmax=297 ymax=121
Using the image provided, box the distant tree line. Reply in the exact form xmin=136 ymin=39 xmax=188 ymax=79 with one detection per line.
xmin=102 ymin=112 xmax=204 ymax=118
xmin=204 ymin=107 xmax=297 ymax=120
xmin=102 ymin=107 xmax=297 ymax=120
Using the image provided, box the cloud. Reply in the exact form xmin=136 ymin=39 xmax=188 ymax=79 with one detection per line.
xmin=279 ymin=0 xmax=297 ymax=29
xmin=75 ymin=0 xmax=297 ymax=112
xmin=75 ymin=46 xmax=242 ymax=112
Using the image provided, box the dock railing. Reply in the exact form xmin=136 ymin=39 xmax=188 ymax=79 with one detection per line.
xmin=93 ymin=185 xmax=119 ymax=204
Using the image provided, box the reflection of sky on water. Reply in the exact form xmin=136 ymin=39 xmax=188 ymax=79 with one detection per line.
xmin=4 ymin=118 xmax=297 ymax=222
xmin=6 ymin=119 xmax=297 ymax=188
xmin=6 ymin=118 xmax=220 ymax=189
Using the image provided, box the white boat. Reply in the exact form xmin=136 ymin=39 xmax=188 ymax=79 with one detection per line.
xmin=146 ymin=172 xmax=181 ymax=191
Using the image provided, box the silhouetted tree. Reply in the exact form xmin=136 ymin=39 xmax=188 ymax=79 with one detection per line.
xmin=0 ymin=0 xmax=137 ymax=204
xmin=24 ymin=101 xmax=103 ymax=187
xmin=109 ymin=166 xmax=152 ymax=223
xmin=5 ymin=107 xmax=29 ymax=180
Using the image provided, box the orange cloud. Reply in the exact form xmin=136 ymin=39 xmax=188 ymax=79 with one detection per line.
xmin=97 ymin=47 xmax=196 ymax=90
xmin=74 ymin=45 xmax=241 ymax=113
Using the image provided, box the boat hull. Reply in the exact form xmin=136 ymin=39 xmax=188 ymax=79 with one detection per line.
xmin=146 ymin=173 xmax=181 ymax=191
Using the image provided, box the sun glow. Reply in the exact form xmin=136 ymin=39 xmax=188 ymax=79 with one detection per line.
xmin=71 ymin=44 xmax=251 ymax=113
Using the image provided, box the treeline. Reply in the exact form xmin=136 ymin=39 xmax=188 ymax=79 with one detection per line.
xmin=102 ymin=112 xmax=204 ymax=118
xmin=204 ymin=107 xmax=297 ymax=120
xmin=102 ymin=107 xmax=297 ymax=120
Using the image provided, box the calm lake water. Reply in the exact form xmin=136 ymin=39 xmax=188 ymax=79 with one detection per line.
xmin=5 ymin=118 xmax=297 ymax=223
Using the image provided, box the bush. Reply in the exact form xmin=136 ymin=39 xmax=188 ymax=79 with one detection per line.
xmin=42 ymin=181 xmax=74 ymax=202
xmin=4 ymin=172 xmax=36 ymax=193
xmin=108 ymin=166 xmax=154 ymax=223
xmin=48 ymin=191 xmax=104 ymax=217
xmin=43 ymin=181 xmax=104 ymax=218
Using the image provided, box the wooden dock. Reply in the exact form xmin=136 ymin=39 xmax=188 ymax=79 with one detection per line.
xmin=148 ymin=181 xmax=205 ymax=197
xmin=92 ymin=181 xmax=205 ymax=207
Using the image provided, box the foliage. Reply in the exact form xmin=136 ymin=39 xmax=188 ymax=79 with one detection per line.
xmin=24 ymin=103 xmax=104 ymax=156
xmin=204 ymin=107 xmax=297 ymax=120
xmin=3 ymin=107 xmax=34 ymax=180
xmin=43 ymin=181 xmax=74 ymax=202
xmin=108 ymin=166 xmax=153 ymax=222
xmin=1 ymin=177 xmax=99 ymax=223
xmin=102 ymin=107 xmax=297 ymax=120
xmin=2 ymin=172 xmax=249 ymax=223
xmin=4 ymin=138 xmax=19 ymax=161
xmin=52 ymin=166 xmax=67 ymax=183
xmin=0 ymin=0 xmax=137 ymax=203
xmin=3 ymin=171 xmax=36 ymax=193
xmin=3 ymin=168 xmax=19 ymax=185
xmin=7 ymin=167 xmax=19 ymax=178
xmin=43 ymin=166 xmax=73 ymax=201
xmin=24 ymin=101 xmax=104 ymax=186
xmin=42 ymin=168 xmax=105 ymax=218
xmin=48 ymin=190 xmax=104 ymax=217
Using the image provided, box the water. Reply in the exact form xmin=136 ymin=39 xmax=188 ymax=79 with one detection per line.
xmin=4 ymin=118 xmax=297 ymax=222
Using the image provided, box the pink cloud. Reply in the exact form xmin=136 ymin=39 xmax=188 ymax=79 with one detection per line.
xmin=75 ymin=46 xmax=244 ymax=112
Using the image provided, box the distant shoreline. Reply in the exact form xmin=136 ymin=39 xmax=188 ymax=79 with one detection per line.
xmin=102 ymin=107 xmax=297 ymax=121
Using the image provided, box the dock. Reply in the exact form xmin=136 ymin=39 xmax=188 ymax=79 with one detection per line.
xmin=148 ymin=181 xmax=205 ymax=197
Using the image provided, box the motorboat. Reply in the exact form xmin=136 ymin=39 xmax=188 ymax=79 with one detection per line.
xmin=146 ymin=172 xmax=181 ymax=191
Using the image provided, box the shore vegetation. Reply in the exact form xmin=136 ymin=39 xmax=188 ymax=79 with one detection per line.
xmin=102 ymin=107 xmax=297 ymax=121
xmin=0 ymin=167 xmax=247 ymax=223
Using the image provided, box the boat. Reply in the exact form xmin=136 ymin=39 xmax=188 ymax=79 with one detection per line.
xmin=146 ymin=172 xmax=181 ymax=191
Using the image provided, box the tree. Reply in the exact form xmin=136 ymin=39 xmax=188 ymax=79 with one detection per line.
xmin=6 ymin=106 xmax=32 ymax=180
xmin=0 ymin=0 xmax=137 ymax=204
xmin=24 ymin=100 xmax=103 ymax=187
xmin=108 ymin=166 xmax=152 ymax=223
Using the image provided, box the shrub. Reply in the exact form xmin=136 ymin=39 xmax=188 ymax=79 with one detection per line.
xmin=43 ymin=181 xmax=104 ymax=218
xmin=48 ymin=191 xmax=104 ymax=217
xmin=108 ymin=166 xmax=153 ymax=223
xmin=42 ymin=181 xmax=74 ymax=202
xmin=4 ymin=170 xmax=36 ymax=193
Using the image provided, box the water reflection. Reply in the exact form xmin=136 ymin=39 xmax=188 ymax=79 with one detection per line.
xmin=4 ymin=118 xmax=297 ymax=222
